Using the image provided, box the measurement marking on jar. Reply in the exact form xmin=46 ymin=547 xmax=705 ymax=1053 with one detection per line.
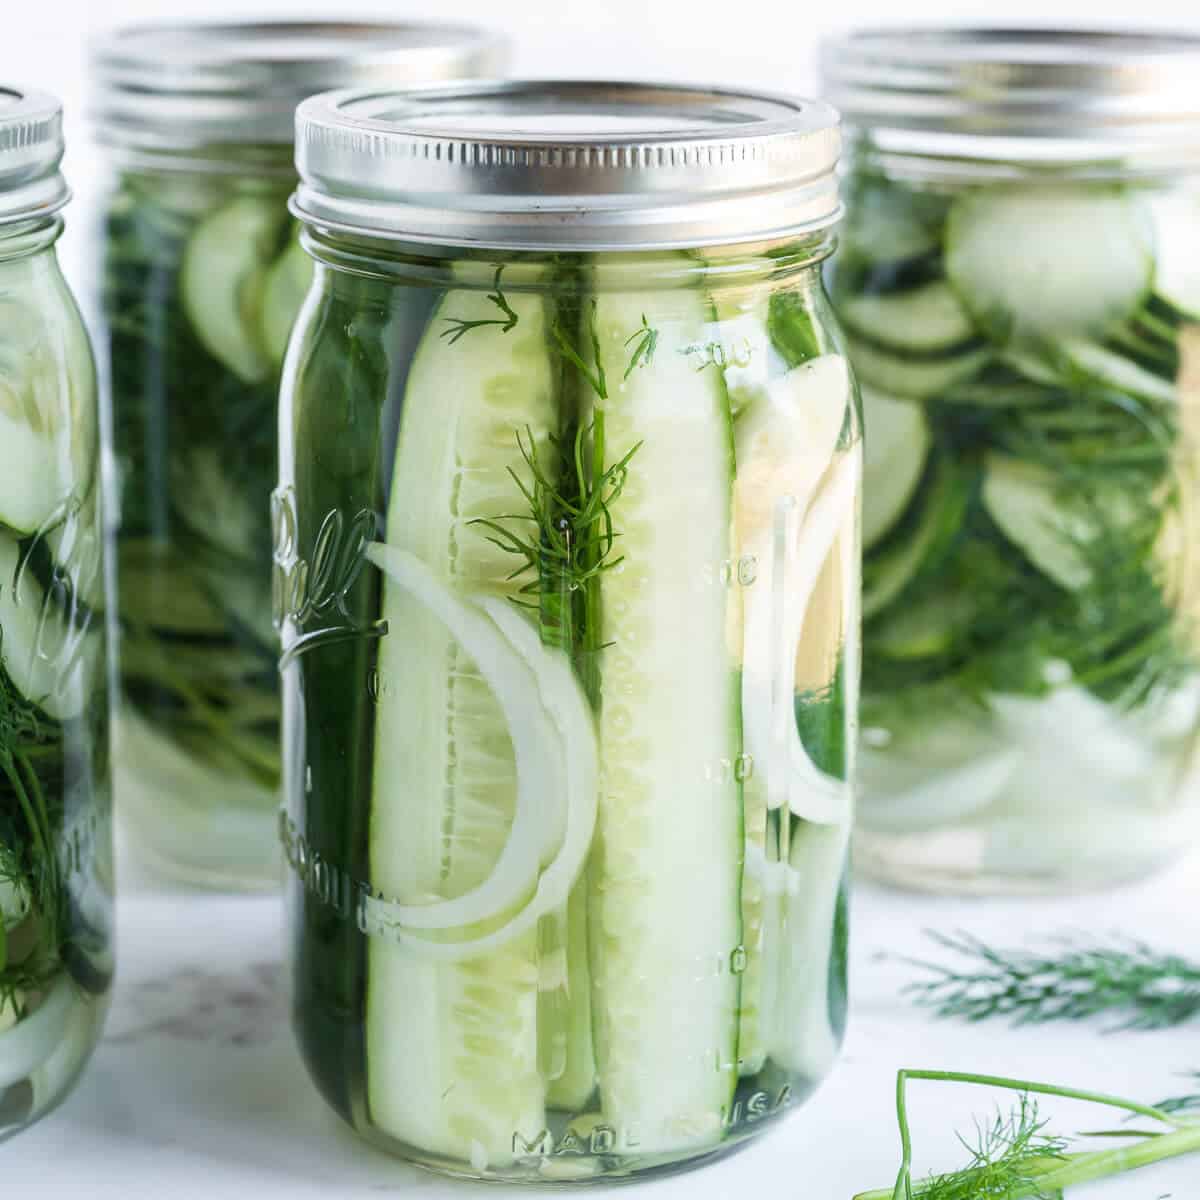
xmin=718 ymin=555 xmax=758 ymax=587
xmin=704 ymin=753 xmax=755 ymax=784
xmin=679 ymin=337 xmax=755 ymax=372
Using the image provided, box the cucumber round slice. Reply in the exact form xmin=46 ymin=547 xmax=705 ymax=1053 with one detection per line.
xmin=258 ymin=234 xmax=313 ymax=367
xmin=946 ymin=184 xmax=1154 ymax=342
xmin=0 ymin=974 xmax=75 ymax=1092
xmin=841 ymin=173 xmax=946 ymax=266
xmin=863 ymin=458 xmax=969 ymax=619
xmin=0 ymin=295 xmax=74 ymax=536
xmin=872 ymin=591 xmax=972 ymax=660
xmin=839 ymin=280 xmax=975 ymax=355
xmin=846 ymin=332 xmax=990 ymax=399
xmin=859 ymin=714 xmax=1023 ymax=833
xmin=0 ymin=534 xmax=98 ymax=722
xmin=981 ymin=454 xmax=1098 ymax=591
xmin=179 ymin=195 xmax=287 ymax=384
xmin=1058 ymin=338 xmax=1177 ymax=406
xmin=862 ymin=385 xmax=930 ymax=549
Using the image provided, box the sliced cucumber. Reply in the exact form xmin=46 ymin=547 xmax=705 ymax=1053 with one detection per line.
xmin=258 ymin=233 xmax=313 ymax=368
xmin=771 ymin=818 xmax=849 ymax=1080
xmin=584 ymin=278 xmax=741 ymax=1154
xmin=0 ymin=973 xmax=75 ymax=1092
xmin=872 ymin=591 xmax=973 ymax=661
xmin=0 ymin=283 xmax=87 ymax=536
xmin=982 ymin=453 xmax=1107 ymax=591
xmin=945 ymin=184 xmax=1154 ymax=342
xmin=367 ymin=286 xmax=559 ymax=1166
xmin=864 ymin=457 xmax=969 ymax=620
xmin=846 ymin=333 xmax=990 ymax=399
xmin=858 ymin=712 xmax=1023 ymax=832
xmin=840 ymin=173 xmax=946 ymax=266
xmin=180 ymin=195 xmax=288 ymax=384
xmin=861 ymin=385 xmax=930 ymax=549
xmin=839 ymin=281 xmax=975 ymax=355
xmin=1058 ymin=338 xmax=1178 ymax=406
xmin=733 ymin=355 xmax=853 ymax=1074
xmin=1149 ymin=188 xmax=1200 ymax=319
xmin=0 ymin=534 xmax=97 ymax=722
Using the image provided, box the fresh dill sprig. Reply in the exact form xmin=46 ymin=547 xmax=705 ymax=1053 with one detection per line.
xmin=0 ymin=662 xmax=67 ymax=1013
xmin=623 ymin=313 xmax=658 ymax=380
xmin=916 ymin=1094 xmax=1068 ymax=1200
xmin=440 ymin=266 xmax=520 ymax=345
xmin=550 ymin=300 xmax=607 ymax=400
xmin=855 ymin=1070 xmax=1200 ymax=1200
xmin=469 ymin=424 xmax=640 ymax=616
xmin=900 ymin=930 xmax=1200 ymax=1030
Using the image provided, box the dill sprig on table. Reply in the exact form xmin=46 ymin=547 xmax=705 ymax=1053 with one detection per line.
xmin=901 ymin=930 xmax=1200 ymax=1030
xmin=917 ymin=1094 xmax=1069 ymax=1200
xmin=855 ymin=1070 xmax=1200 ymax=1200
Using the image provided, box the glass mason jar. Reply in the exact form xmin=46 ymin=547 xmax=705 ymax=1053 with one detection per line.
xmin=278 ymin=82 xmax=859 ymax=1181
xmin=88 ymin=23 xmax=505 ymax=889
xmin=0 ymin=89 xmax=113 ymax=1138
xmin=822 ymin=29 xmax=1200 ymax=892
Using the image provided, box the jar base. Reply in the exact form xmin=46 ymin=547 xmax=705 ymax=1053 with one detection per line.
xmin=341 ymin=1097 xmax=800 ymax=1186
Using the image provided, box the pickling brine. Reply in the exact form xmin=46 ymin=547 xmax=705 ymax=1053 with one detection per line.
xmin=90 ymin=21 xmax=504 ymax=889
xmin=279 ymin=82 xmax=858 ymax=1181
xmin=823 ymin=28 xmax=1200 ymax=891
xmin=0 ymin=88 xmax=113 ymax=1138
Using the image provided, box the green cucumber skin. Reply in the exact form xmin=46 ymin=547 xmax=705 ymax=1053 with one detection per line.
xmin=284 ymin=273 xmax=423 ymax=1129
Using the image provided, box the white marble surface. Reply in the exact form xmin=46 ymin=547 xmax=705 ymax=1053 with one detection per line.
xmin=8 ymin=849 xmax=1199 ymax=1197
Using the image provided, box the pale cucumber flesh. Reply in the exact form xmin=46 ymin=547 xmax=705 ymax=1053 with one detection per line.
xmin=584 ymin=281 xmax=741 ymax=1154
xmin=368 ymin=289 xmax=558 ymax=1165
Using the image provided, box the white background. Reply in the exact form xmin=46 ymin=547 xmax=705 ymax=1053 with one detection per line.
xmin=3 ymin=2 xmax=1200 ymax=1195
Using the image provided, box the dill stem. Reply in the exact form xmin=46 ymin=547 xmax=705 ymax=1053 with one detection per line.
xmin=579 ymin=379 xmax=607 ymax=710
xmin=3 ymin=752 xmax=50 ymax=881
xmin=1035 ymin=1125 xmax=1200 ymax=1193
xmin=856 ymin=1069 xmax=1195 ymax=1200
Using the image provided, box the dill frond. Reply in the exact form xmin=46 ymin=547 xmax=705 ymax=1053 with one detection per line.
xmin=901 ymin=930 xmax=1200 ymax=1030
xmin=440 ymin=266 xmax=520 ymax=344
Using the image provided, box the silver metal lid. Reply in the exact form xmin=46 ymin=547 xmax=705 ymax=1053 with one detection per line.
xmin=0 ymin=87 xmax=68 ymax=224
xmin=822 ymin=28 xmax=1200 ymax=155
xmin=91 ymin=22 xmax=506 ymax=153
xmin=293 ymin=80 xmax=842 ymax=251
